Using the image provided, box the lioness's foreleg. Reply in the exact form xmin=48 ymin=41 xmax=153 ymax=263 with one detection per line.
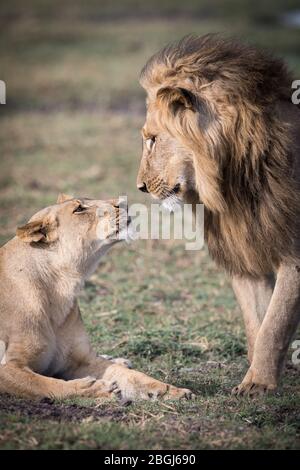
xmin=0 ymin=363 xmax=114 ymax=400
xmin=232 ymin=274 xmax=275 ymax=362
xmin=233 ymin=263 xmax=300 ymax=396
xmin=62 ymin=303 xmax=194 ymax=401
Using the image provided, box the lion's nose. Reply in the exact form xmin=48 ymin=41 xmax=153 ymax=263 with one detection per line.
xmin=137 ymin=182 xmax=149 ymax=193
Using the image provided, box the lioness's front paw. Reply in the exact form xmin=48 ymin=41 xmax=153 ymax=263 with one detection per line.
xmin=71 ymin=376 xmax=97 ymax=391
xmin=164 ymin=385 xmax=195 ymax=401
xmin=118 ymin=379 xmax=194 ymax=401
xmin=100 ymin=354 xmax=133 ymax=369
xmin=111 ymin=358 xmax=133 ymax=369
xmin=103 ymin=365 xmax=195 ymax=402
xmin=72 ymin=377 xmax=120 ymax=399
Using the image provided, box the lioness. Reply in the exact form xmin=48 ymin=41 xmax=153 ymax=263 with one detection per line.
xmin=0 ymin=194 xmax=193 ymax=401
xmin=137 ymin=34 xmax=300 ymax=396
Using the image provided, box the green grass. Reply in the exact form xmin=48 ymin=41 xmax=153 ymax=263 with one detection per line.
xmin=0 ymin=0 xmax=300 ymax=450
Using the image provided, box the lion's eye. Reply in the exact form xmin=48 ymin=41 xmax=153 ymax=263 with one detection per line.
xmin=73 ymin=204 xmax=88 ymax=214
xmin=145 ymin=136 xmax=156 ymax=152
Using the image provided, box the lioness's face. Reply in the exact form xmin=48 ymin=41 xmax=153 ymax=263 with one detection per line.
xmin=17 ymin=195 xmax=130 ymax=271
xmin=137 ymin=108 xmax=196 ymax=208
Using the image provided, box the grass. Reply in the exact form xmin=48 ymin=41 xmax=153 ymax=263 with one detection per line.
xmin=0 ymin=0 xmax=300 ymax=450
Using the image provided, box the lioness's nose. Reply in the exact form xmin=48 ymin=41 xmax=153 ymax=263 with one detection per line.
xmin=137 ymin=182 xmax=149 ymax=193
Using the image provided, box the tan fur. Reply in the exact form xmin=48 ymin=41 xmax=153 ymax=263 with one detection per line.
xmin=138 ymin=35 xmax=300 ymax=395
xmin=0 ymin=194 xmax=193 ymax=401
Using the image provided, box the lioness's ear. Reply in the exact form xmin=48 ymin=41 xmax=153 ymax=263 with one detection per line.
xmin=156 ymin=87 xmax=197 ymax=115
xmin=57 ymin=193 xmax=73 ymax=204
xmin=17 ymin=218 xmax=58 ymax=244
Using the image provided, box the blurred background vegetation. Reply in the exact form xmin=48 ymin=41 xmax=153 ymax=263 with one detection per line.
xmin=0 ymin=0 xmax=299 ymax=450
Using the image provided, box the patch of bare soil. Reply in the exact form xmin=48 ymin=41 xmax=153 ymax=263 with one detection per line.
xmin=0 ymin=395 xmax=128 ymax=423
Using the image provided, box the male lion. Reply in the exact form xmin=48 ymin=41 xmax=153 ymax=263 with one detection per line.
xmin=137 ymin=35 xmax=300 ymax=396
xmin=0 ymin=194 xmax=193 ymax=401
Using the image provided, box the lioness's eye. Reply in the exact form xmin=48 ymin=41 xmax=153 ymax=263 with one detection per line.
xmin=73 ymin=204 xmax=88 ymax=214
xmin=145 ymin=136 xmax=156 ymax=152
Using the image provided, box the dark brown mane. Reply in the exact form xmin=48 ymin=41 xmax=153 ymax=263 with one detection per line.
xmin=141 ymin=34 xmax=300 ymax=276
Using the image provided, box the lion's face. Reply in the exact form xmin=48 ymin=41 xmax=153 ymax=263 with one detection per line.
xmin=137 ymin=108 xmax=196 ymax=209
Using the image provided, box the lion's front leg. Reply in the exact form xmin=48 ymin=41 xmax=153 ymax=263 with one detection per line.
xmin=232 ymin=274 xmax=275 ymax=363
xmin=233 ymin=263 xmax=300 ymax=397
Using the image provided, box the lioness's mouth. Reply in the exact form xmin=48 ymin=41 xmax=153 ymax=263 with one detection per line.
xmin=110 ymin=214 xmax=132 ymax=241
xmin=172 ymin=183 xmax=181 ymax=194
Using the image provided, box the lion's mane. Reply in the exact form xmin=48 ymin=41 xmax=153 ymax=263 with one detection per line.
xmin=140 ymin=35 xmax=300 ymax=276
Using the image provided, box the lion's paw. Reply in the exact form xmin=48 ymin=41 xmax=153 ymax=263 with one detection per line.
xmin=232 ymin=369 xmax=277 ymax=397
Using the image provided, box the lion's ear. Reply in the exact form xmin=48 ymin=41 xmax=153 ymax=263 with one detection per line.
xmin=57 ymin=193 xmax=73 ymax=204
xmin=17 ymin=218 xmax=58 ymax=244
xmin=156 ymin=87 xmax=197 ymax=115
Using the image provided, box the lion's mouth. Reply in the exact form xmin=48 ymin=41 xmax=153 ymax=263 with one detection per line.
xmin=151 ymin=182 xmax=183 ymax=212
xmin=158 ymin=183 xmax=181 ymax=200
xmin=161 ymin=187 xmax=183 ymax=212
xmin=148 ymin=182 xmax=183 ymax=208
